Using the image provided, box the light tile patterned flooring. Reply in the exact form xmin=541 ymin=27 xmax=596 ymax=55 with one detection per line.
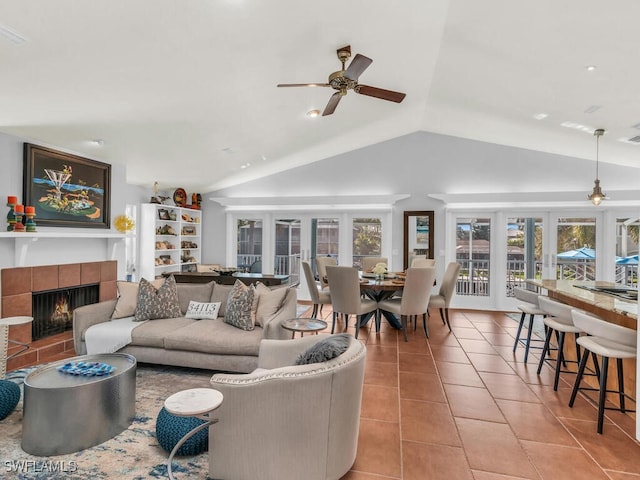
xmin=299 ymin=306 xmax=640 ymax=480
xmin=19 ymin=306 xmax=640 ymax=479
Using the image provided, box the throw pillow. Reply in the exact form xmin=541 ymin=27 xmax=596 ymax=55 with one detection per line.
xmin=112 ymin=279 xmax=163 ymax=319
xmin=224 ymin=280 xmax=255 ymax=331
xmin=295 ymin=334 xmax=352 ymax=365
xmin=185 ymin=301 xmax=221 ymax=320
xmin=210 ymin=283 xmax=233 ymax=317
xmin=134 ymin=275 xmax=182 ymax=321
xmin=254 ymin=283 xmax=288 ymax=327
xmin=176 ymin=281 xmax=215 ymax=315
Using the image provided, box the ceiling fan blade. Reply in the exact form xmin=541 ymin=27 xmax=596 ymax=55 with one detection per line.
xmin=277 ymin=83 xmax=331 ymax=88
xmin=344 ymin=54 xmax=373 ymax=81
xmin=322 ymin=92 xmax=342 ymax=116
xmin=355 ymin=85 xmax=406 ymax=103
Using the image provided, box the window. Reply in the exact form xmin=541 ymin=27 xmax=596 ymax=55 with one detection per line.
xmin=456 ymin=217 xmax=491 ymax=296
xmin=506 ymin=217 xmax=542 ymax=296
xmin=352 ymin=217 xmax=382 ymax=269
xmin=237 ymin=219 xmax=262 ymax=272
xmin=615 ymin=217 xmax=639 ymax=287
xmin=556 ymin=217 xmax=596 ymax=280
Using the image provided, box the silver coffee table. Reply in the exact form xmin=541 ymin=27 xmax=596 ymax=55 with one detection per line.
xmin=21 ymin=353 xmax=137 ymax=456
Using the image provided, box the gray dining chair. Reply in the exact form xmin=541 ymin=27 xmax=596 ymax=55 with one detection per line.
xmin=302 ymin=260 xmax=331 ymax=318
xmin=362 ymin=257 xmax=388 ymax=273
xmin=315 ymin=256 xmax=337 ymax=290
xmin=428 ymin=262 xmax=461 ymax=331
xmin=378 ymin=267 xmax=437 ymax=341
xmin=411 ymin=258 xmax=436 ymax=268
xmin=326 ymin=266 xmax=377 ymax=339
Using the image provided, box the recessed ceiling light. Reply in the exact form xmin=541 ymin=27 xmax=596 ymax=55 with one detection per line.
xmin=240 ymin=162 xmax=251 ymax=169
xmin=585 ymin=65 xmax=597 ymax=72
xmin=560 ymin=121 xmax=594 ymax=133
xmin=306 ymin=109 xmax=321 ymax=118
xmin=0 ymin=23 xmax=28 ymax=45
xmin=90 ymin=139 xmax=104 ymax=146
xmin=533 ymin=113 xmax=548 ymax=120
xmin=261 ymin=155 xmax=267 ymax=161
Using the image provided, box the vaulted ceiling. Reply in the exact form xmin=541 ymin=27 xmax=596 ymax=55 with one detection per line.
xmin=1 ymin=0 xmax=639 ymax=192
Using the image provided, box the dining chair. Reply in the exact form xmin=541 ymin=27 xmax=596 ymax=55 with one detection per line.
xmin=326 ymin=266 xmax=377 ymax=339
xmin=302 ymin=260 xmax=331 ymax=319
xmin=428 ymin=262 xmax=461 ymax=331
xmin=378 ymin=267 xmax=436 ymax=341
xmin=411 ymin=258 xmax=435 ymax=268
xmin=315 ymin=256 xmax=337 ymax=290
xmin=361 ymin=257 xmax=388 ymax=273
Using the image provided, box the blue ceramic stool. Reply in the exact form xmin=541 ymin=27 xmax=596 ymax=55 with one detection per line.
xmin=0 ymin=380 xmax=20 ymax=420
xmin=155 ymin=407 xmax=208 ymax=456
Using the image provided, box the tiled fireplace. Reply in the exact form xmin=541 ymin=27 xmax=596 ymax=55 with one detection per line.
xmin=1 ymin=260 xmax=117 ymax=369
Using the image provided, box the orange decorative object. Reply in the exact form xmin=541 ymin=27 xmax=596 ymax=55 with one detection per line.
xmin=25 ymin=206 xmax=35 ymax=214
xmin=7 ymin=196 xmax=18 ymax=205
xmin=14 ymin=204 xmax=24 ymax=213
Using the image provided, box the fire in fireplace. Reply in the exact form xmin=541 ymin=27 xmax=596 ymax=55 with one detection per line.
xmin=32 ymin=284 xmax=100 ymax=340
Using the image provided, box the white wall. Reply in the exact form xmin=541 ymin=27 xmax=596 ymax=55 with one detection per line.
xmin=201 ymin=130 xmax=640 ymax=274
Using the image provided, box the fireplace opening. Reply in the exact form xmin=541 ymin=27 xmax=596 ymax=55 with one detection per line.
xmin=32 ymin=284 xmax=100 ymax=341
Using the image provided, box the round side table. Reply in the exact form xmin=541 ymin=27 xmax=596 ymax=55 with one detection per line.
xmin=164 ymin=388 xmax=223 ymax=480
xmin=0 ymin=316 xmax=33 ymax=359
xmin=281 ymin=318 xmax=328 ymax=338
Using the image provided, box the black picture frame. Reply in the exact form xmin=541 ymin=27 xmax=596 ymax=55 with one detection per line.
xmin=23 ymin=143 xmax=111 ymax=228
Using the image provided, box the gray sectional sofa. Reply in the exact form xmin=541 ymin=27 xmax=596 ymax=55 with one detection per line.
xmin=73 ymin=281 xmax=297 ymax=373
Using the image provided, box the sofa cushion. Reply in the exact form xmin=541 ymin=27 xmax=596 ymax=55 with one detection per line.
xmin=130 ymin=316 xmax=197 ymax=348
xmin=295 ymin=333 xmax=352 ymax=365
xmin=254 ymin=283 xmax=289 ymax=327
xmin=112 ymin=279 xmax=163 ymax=319
xmin=224 ymin=280 xmax=255 ymax=331
xmin=211 ymin=283 xmax=233 ymax=317
xmin=134 ymin=276 xmax=182 ymax=321
xmin=164 ymin=319 xmax=264 ymax=356
xmin=185 ymin=301 xmax=221 ymax=320
xmin=176 ymin=282 xmax=215 ymax=315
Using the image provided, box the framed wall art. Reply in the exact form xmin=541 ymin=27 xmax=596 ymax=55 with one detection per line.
xmin=23 ymin=143 xmax=111 ymax=228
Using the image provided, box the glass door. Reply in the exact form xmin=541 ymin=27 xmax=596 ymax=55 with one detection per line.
xmin=274 ymin=218 xmax=301 ymax=285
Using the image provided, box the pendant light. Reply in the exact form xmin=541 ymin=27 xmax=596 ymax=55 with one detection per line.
xmin=588 ymin=128 xmax=607 ymax=206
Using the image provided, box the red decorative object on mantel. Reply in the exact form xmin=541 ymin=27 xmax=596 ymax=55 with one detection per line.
xmin=7 ymin=195 xmax=18 ymax=231
xmin=13 ymin=204 xmax=25 ymax=232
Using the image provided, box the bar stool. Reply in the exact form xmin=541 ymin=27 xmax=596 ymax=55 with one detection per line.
xmin=512 ymin=287 xmax=546 ymax=363
xmin=536 ymin=297 xmax=592 ymax=390
xmin=569 ymin=310 xmax=637 ymax=434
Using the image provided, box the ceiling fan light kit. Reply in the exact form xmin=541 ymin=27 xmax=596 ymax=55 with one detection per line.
xmin=277 ymin=44 xmax=406 ymax=116
xmin=588 ymin=128 xmax=607 ymax=206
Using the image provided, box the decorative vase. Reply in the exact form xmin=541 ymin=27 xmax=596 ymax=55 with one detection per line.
xmin=375 ymin=273 xmax=385 ymax=281
xmin=6 ymin=202 xmax=15 ymax=231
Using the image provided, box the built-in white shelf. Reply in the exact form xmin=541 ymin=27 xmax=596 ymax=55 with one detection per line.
xmin=0 ymin=232 xmax=127 ymax=238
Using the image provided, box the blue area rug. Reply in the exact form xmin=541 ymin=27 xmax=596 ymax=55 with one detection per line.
xmin=1 ymin=364 xmax=215 ymax=479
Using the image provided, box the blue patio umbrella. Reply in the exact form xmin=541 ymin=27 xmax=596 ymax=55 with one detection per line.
xmin=557 ymin=247 xmax=596 ymax=260
xmin=616 ymin=254 xmax=639 ymax=265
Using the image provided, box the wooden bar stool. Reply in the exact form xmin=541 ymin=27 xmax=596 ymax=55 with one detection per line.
xmin=512 ymin=287 xmax=546 ymax=363
xmin=569 ymin=310 xmax=637 ymax=434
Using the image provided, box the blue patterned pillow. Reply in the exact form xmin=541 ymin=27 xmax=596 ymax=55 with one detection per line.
xmin=224 ymin=280 xmax=255 ymax=330
xmin=134 ymin=275 xmax=182 ymax=321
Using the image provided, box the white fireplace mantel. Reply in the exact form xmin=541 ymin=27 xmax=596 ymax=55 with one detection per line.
xmin=0 ymin=231 xmax=128 ymax=267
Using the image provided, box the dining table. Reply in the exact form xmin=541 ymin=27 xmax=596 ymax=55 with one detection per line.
xmin=359 ymin=274 xmax=407 ymax=331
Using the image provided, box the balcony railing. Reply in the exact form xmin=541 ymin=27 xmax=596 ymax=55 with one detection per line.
xmin=457 ymin=259 xmax=636 ymax=297
xmin=236 ymin=254 xmax=300 ymax=286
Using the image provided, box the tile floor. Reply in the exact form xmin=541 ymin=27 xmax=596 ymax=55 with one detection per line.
xmin=303 ymin=306 xmax=640 ymax=480
xmin=12 ymin=306 xmax=640 ymax=479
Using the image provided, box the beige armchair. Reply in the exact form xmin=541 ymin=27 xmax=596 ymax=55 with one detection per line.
xmin=209 ymin=334 xmax=367 ymax=480
xmin=428 ymin=261 xmax=461 ymax=331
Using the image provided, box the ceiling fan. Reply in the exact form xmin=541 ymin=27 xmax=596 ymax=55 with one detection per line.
xmin=277 ymin=45 xmax=406 ymax=116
